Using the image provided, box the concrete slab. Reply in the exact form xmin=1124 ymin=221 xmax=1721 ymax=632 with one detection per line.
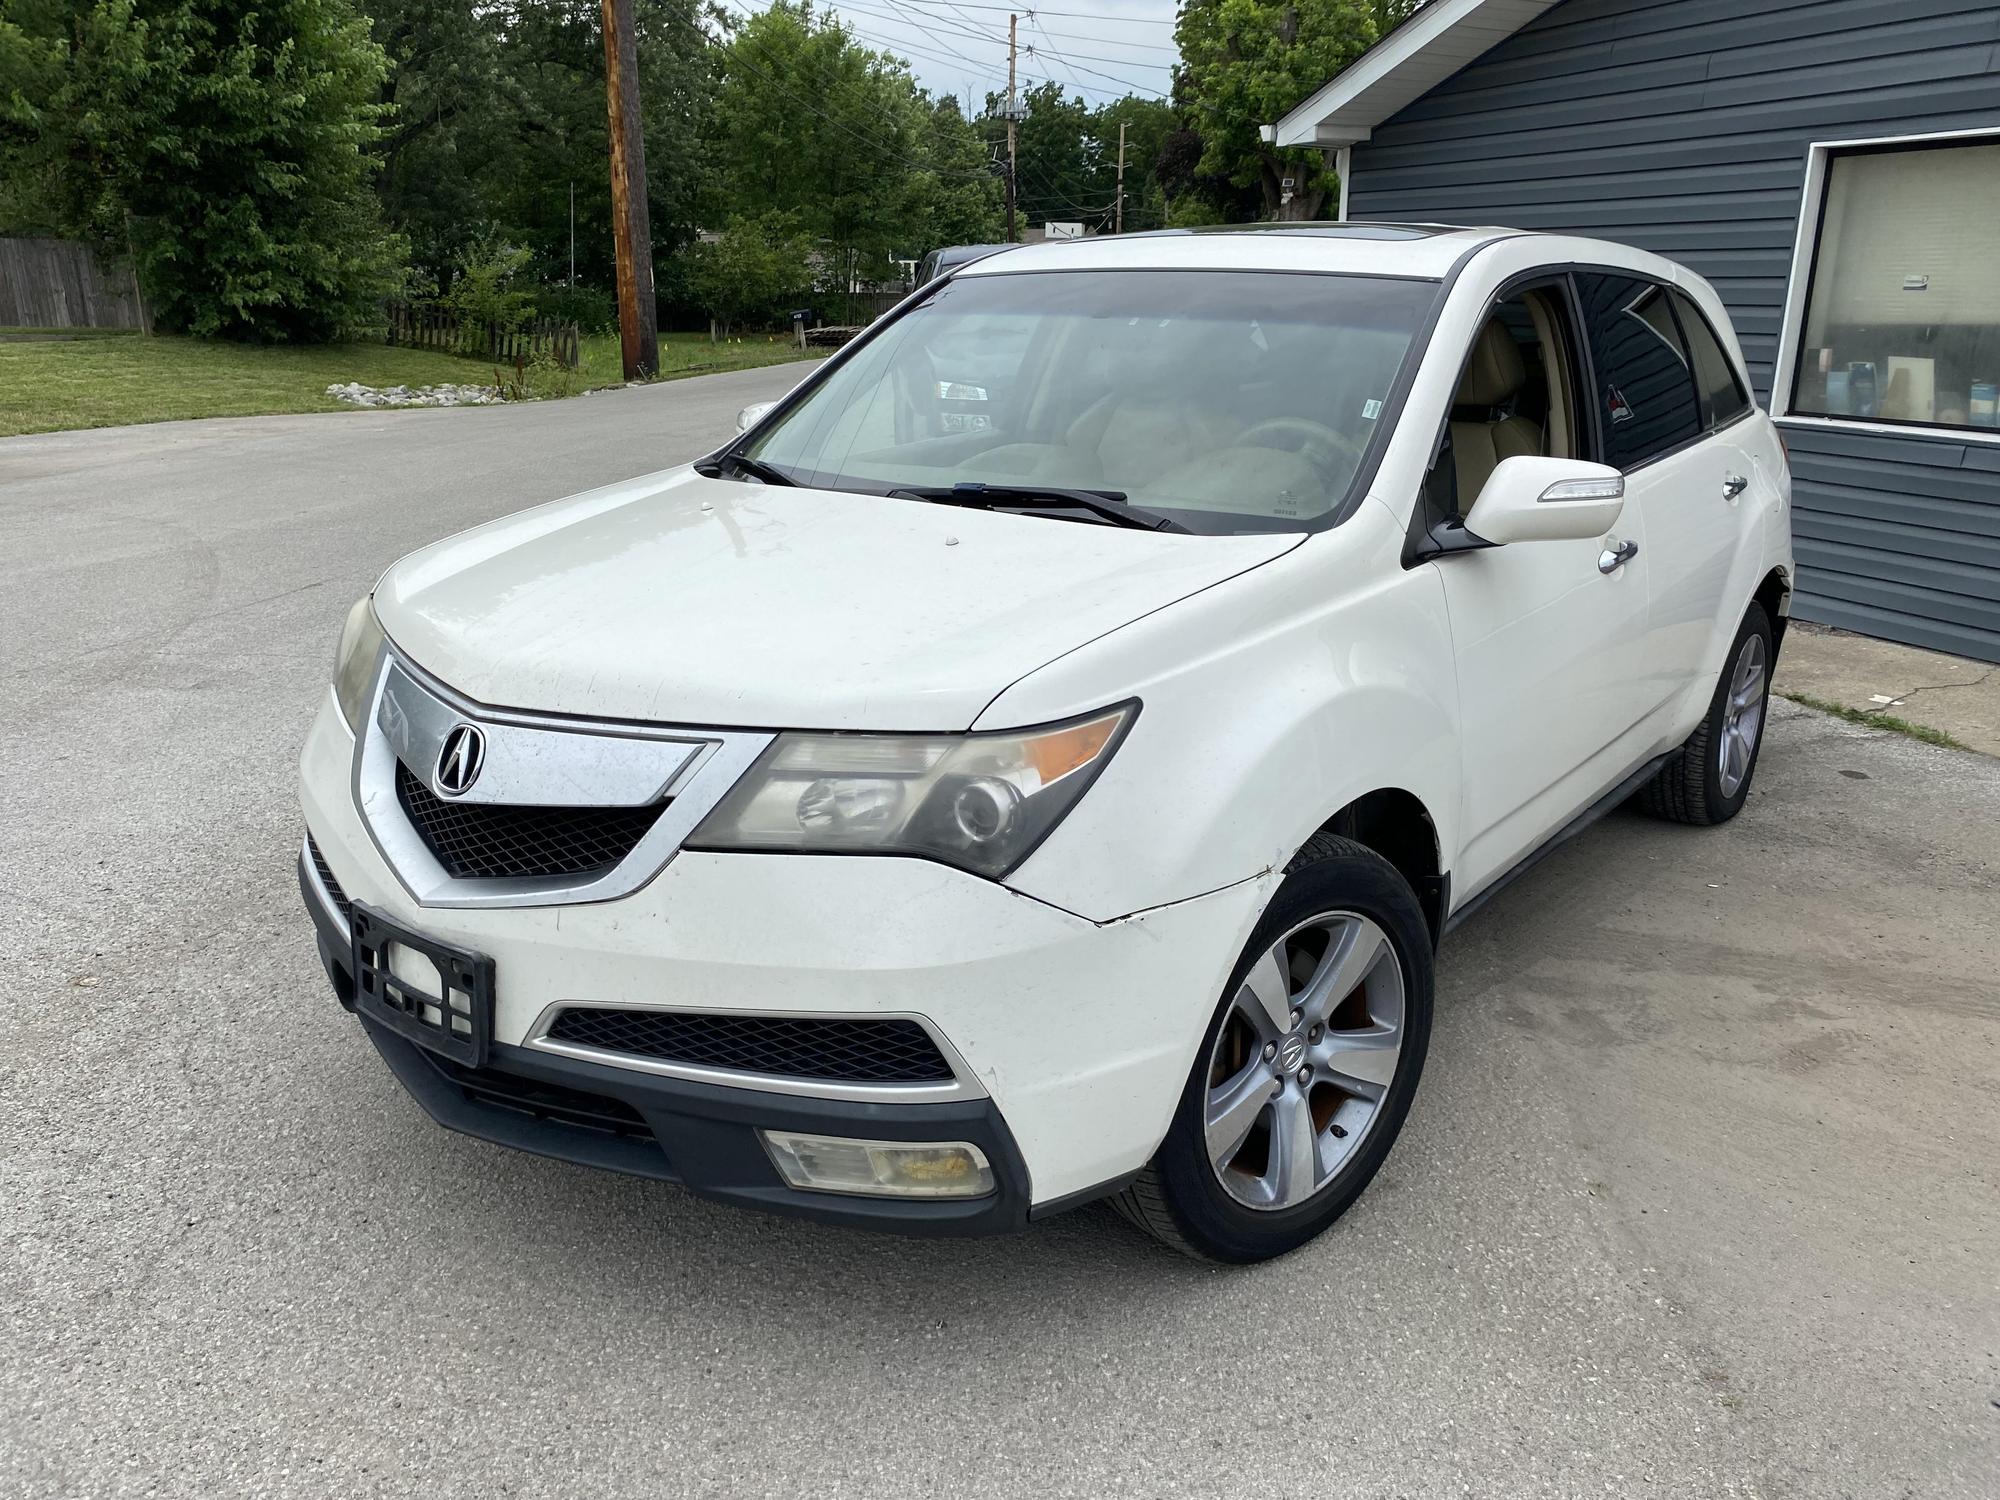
xmin=1776 ymin=620 xmax=2000 ymax=756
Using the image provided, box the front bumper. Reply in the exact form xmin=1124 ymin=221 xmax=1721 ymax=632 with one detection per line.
xmin=304 ymin=862 xmax=1035 ymax=1232
xmin=300 ymin=691 xmax=1273 ymax=1226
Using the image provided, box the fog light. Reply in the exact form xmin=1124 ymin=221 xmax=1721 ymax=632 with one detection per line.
xmin=760 ymin=1131 xmax=995 ymax=1199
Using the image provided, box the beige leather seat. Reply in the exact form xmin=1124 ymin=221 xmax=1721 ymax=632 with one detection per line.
xmin=1450 ymin=319 xmax=1545 ymax=502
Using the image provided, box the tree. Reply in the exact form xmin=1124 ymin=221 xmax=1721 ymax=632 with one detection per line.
xmin=5 ymin=0 xmax=404 ymax=339
xmin=1087 ymin=95 xmax=1175 ymax=232
xmin=911 ymin=94 xmax=1003 ymax=250
xmin=712 ymin=0 xmax=936 ymax=290
xmin=1175 ymin=0 xmax=1379 ymax=221
xmin=365 ymin=0 xmax=520 ymax=283
xmin=683 ymin=211 xmax=814 ymax=336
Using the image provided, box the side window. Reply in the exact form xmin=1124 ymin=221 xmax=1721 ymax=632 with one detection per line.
xmin=1574 ymin=273 xmax=1703 ymax=468
xmin=1423 ymin=281 xmax=1583 ymax=525
xmin=1671 ymin=290 xmax=1752 ymax=427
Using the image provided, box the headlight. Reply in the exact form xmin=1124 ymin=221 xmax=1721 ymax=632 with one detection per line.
xmin=332 ymin=596 xmax=387 ymax=731
xmin=689 ymin=703 xmax=1136 ymax=878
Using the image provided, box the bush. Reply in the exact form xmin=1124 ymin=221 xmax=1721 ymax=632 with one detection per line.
xmin=442 ymin=240 xmax=535 ymax=332
xmin=533 ymin=283 xmax=616 ymax=334
xmin=682 ymin=212 xmax=815 ymax=338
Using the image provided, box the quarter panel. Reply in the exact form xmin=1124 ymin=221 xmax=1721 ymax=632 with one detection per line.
xmin=983 ymin=501 xmax=1462 ymax=921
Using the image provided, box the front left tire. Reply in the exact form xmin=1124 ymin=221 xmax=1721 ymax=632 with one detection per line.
xmin=1114 ymin=833 xmax=1434 ymax=1263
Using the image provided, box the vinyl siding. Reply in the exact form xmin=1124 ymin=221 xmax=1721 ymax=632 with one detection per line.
xmin=1347 ymin=0 xmax=2000 ymax=662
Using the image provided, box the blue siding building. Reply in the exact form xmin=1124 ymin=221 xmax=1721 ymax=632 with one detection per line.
xmin=1275 ymin=0 xmax=2000 ymax=663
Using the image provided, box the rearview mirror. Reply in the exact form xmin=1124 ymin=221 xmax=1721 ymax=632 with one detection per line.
xmin=1463 ymin=456 xmax=1625 ymax=545
xmin=736 ymin=401 xmax=776 ymax=433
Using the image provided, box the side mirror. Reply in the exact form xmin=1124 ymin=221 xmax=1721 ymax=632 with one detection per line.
xmin=1463 ymin=456 xmax=1625 ymax=545
xmin=736 ymin=401 xmax=776 ymax=433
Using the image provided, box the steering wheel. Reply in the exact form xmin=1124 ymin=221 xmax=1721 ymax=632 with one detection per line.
xmin=1232 ymin=417 xmax=1362 ymax=476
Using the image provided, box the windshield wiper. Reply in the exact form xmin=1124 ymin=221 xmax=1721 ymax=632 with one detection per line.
xmin=887 ymin=482 xmax=1190 ymax=534
xmin=695 ymin=451 xmax=796 ymax=487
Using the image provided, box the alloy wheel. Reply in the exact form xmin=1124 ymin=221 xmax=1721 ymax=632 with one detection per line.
xmin=1203 ymin=912 xmax=1405 ymax=1211
xmin=1718 ymin=632 xmax=1768 ymax=797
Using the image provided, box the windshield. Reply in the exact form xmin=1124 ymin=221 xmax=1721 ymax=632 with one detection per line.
xmin=741 ymin=269 xmax=1440 ymax=534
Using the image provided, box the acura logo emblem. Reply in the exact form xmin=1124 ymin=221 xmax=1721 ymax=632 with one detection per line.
xmin=434 ymin=723 xmax=486 ymax=796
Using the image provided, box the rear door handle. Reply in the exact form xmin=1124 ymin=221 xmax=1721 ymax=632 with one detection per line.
xmin=1722 ymin=473 xmax=1749 ymax=499
xmin=1598 ymin=539 xmax=1639 ymax=575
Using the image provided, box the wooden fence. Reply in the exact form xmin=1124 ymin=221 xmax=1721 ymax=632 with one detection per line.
xmin=0 ymin=237 xmax=144 ymax=329
xmin=385 ymin=302 xmax=581 ymax=368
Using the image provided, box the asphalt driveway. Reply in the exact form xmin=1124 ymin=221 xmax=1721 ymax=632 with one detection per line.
xmin=3 ymin=368 xmax=1996 ymax=1498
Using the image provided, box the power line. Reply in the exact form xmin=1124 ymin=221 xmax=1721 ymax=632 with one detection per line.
xmin=894 ymin=0 xmax=1179 ymax=24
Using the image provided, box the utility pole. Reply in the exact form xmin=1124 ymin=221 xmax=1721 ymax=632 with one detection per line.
xmin=1115 ymin=121 xmax=1127 ymax=234
xmin=601 ymin=0 xmax=657 ymax=379
xmin=1005 ymin=14 xmax=1019 ymax=243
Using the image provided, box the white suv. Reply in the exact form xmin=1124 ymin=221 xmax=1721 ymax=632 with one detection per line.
xmin=300 ymin=225 xmax=1791 ymax=1262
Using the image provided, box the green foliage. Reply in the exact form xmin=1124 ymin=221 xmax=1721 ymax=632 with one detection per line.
xmin=1175 ymin=0 xmax=1379 ymax=221
xmin=441 ymin=239 xmax=535 ymax=331
xmin=683 ymin=212 xmax=815 ymax=335
xmin=533 ymin=281 xmax=615 ymax=333
xmin=713 ymin=2 xmax=920 ymax=284
xmin=4 ymin=0 xmax=403 ymax=340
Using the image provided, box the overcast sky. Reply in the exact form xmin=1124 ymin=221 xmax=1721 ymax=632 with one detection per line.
xmin=809 ymin=0 xmax=1183 ymax=110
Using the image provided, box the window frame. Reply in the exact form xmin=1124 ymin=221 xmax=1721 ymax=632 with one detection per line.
xmin=1773 ymin=126 xmax=2000 ymax=448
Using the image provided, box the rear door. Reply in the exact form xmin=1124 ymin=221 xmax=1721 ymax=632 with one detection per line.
xmin=1572 ymin=273 xmax=1737 ymax=715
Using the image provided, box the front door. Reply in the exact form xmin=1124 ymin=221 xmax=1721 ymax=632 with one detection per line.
xmin=1428 ymin=283 xmax=1658 ymax=899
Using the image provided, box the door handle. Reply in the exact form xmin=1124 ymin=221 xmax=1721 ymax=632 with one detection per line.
xmin=1722 ymin=473 xmax=1749 ymax=499
xmin=1598 ymin=539 xmax=1639 ymax=575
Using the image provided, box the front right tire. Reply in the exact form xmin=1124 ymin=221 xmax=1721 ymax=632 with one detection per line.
xmin=1114 ymin=833 xmax=1434 ymax=1263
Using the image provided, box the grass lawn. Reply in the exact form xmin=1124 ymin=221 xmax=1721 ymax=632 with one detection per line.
xmin=0 ymin=329 xmax=816 ymax=439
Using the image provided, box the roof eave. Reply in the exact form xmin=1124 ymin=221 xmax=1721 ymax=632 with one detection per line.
xmin=1271 ymin=0 xmax=1559 ymax=150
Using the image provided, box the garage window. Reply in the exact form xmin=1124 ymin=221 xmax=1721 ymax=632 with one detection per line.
xmin=1787 ymin=137 xmax=2000 ymax=433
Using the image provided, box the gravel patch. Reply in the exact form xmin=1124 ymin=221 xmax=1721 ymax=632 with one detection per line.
xmin=325 ymin=381 xmax=501 ymax=408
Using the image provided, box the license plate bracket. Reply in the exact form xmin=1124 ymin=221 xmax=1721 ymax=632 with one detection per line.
xmin=350 ymin=903 xmax=495 ymax=1068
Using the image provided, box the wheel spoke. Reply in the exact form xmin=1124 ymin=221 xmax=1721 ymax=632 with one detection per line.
xmin=1299 ymin=917 xmax=1388 ymax=1022
xmin=1268 ymin=1091 xmax=1320 ymax=1208
xmin=1317 ymin=1026 xmax=1400 ymax=1093
xmin=1206 ymin=1060 xmax=1273 ymax=1168
xmin=1236 ymin=946 xmax=1294 ymax=1038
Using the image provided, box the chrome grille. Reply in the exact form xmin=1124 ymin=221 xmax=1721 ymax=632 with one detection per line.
xmin=394 ymin=763 xmax=667 ymax=881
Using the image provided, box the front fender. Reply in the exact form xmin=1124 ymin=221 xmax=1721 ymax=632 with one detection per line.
xmin=985 ymin=506 xmax=1462 ymax=923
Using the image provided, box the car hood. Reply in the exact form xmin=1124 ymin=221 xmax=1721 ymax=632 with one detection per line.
xmin=373 ymin=468 xmax=1299 ymax=730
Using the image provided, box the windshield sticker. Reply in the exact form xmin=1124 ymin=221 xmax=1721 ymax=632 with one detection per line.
xmin=1362 ymin=398 xmax=1382 ymax=420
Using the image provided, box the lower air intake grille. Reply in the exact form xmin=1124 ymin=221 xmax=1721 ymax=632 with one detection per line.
xmin=306 ymin=835 xmax=353 ymax=924
xmin=426 ymin=1053 xmax=653 ymax=1138
xmin=395 ymin=762 xmax=666 ymax=881
xmin=544 ymin=1008 xmax=956 ymax=1084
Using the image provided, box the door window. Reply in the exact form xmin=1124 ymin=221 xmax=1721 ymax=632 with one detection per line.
xmin=1574 ymin=273 xmax=1703 ymax=469
xmin=1421 ymin=282 xmax=1581 ymax=524
xmin=1671 ymin=291 xmax=1752 ymax=428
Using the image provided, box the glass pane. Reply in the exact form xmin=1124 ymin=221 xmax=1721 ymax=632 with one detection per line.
xmin=1792 ymin=141 xmax=2000 ymax=431
xmin=1575 ymin=273 xmax=1702 ymax=468
xmin=744 ymin=270 xmax=1441 ymax=533
xmin=1672 ymin=291 xmax=1751 ymax=426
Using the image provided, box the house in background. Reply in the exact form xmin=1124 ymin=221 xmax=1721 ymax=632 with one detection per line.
xmin=1274 ymin=0 xmax=2000 ymax=664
